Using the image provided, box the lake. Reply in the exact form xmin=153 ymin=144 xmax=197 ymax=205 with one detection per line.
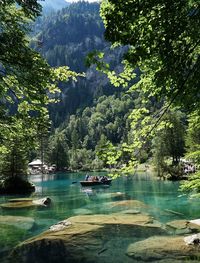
xmin=0 ymin=171 xmax=200 ymax=262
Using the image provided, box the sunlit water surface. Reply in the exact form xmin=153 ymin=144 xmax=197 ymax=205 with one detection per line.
xmin=0 ymin=172 xmax=200 ymax=262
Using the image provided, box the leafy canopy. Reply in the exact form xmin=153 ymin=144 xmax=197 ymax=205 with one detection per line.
xmin=0 ymin=0 xmax=80 ymax=116
xmin=100 ymin=0 xmax=200 ymax=111
xmin=0 ymin=0 xmax=82 ymax=178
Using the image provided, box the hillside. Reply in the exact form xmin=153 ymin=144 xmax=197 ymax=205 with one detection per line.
xmin=41 ymin=0 xmax=69 ymax=14
xmin=31 ymin=2 xmax=127 ymax=126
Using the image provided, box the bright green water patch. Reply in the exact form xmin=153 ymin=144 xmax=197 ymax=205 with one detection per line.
xmin=0 ymin=171 xmax=200 ymax=262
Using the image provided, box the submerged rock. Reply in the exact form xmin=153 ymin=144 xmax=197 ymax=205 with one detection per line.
xmin=73 ymin=208 xmax=93 ymax=215
xmin=9 ymin=213 xmax=167 ymax=263
xmin=1 ymin=201 xmax=37 ymax=209
xmin=98 ymin=192 xmax=127 ymax=200
xmin=119 ymin=209 xmax=141 ymax=215
xmin=126 ymin=236 xmax=200 ymax=261
xmin=0 ymin=224 xmax=28 ymax=259
xmin=8 ymin=198 xmax=33 ymax=203
xmin=166 ymin=220 xmax=200 ymax=235
xmin=0 ymin=216 xmax=35 ymax=231
xmin=107 ymin=199 xmax=148 ymax=209
xmin=0 ymin=197 xmax=51 ymax=209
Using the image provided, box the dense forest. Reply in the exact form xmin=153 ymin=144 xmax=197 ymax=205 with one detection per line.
xmin=0 ymin=0 xmax=200 ymax=195
xmin=31 ymin=2 xmax=127 ymax=126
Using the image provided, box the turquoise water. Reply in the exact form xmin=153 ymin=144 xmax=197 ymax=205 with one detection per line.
xmin=0 ymin=171 xmax=200 ymax=261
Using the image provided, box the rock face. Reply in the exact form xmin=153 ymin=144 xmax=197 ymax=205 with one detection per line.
xmin=9 ymin=213 xmax=166 ymax=263
xmin=126 ymin=236 xmax=200 ymax=262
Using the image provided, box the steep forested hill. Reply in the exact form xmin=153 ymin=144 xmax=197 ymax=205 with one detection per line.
xmin=31 ymin=2 xmax=126 ymax=126
xmin=41 ymin=0 xmax=69 ymax=14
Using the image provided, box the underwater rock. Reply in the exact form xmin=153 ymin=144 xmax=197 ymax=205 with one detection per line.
xmin=98 ymin=192 xmax=126 ymax=200
xmin=0 ymin=224 xmax=28 ymax=259
xmin=1 ymin=197 xmax=51 ymax=209
xmin=119 ymin=209 xmax=141 ymax=215
xmin=1 ymin=201 xmax=37 ymax=209
xmin=8 ymin=198 xmax=33 ymax=202
xmin=126 ymin=236 xmax=200 ymax=261
xmin=166 ymin=220 xmax=200 ymax=235
xmin=0 ymin=216 xmax=35 ymax=230
xmin=0 ymin=216 xmax=35 ymax=231
xmin=9 ymin=213 xmax=167 ymax=263
xmin=107 ymin=199 xmax=148 ymax=209
xmin=73 ymin=208 xmax=93 ymax=215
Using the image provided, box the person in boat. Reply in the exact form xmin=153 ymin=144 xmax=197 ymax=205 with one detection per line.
xmin=85 ymin=174 xmax=90 ymax=181
xmin=92 ymin=176 xmax=99 ymax=182
xmin=100 ymin=176 xmax=108 ymax=182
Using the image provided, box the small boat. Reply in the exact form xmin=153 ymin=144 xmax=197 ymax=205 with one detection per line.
xmin=80 ymin=179 xmax=112 ymax=187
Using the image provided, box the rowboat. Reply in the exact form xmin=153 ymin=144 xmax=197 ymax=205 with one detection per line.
xmin=80 ymin=179 xmax=112 ymax=187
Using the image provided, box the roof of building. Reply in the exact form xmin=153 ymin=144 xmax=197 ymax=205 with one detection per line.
xmin=28 ymin=159 xmax=43 ymax=166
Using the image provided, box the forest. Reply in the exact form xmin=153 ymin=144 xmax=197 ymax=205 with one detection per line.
xmin=0 ymin=0 xmax=199 ymax=196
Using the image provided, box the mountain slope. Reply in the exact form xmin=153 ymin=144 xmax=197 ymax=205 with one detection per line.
xmin=32 ymin=2 xmax=127 ymax=126
xmin=41 ymin=0 xmax=69 ymax=14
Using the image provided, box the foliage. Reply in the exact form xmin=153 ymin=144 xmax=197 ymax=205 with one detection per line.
xmin=0 ymin=0 xmax=81 ymax=179
xmin=30 ymin=2 xmax=128 ymax=127
xmin=152 ymin=110 xmax=186 ymax=176
xmin=180 ymin=111 xmax=200 ymax=194
xmin=180 ymin=172 xmax=200 ymax=198
xmin=185 ymin=111 xmax=200 ymax=154
xmin=47 ymin=129 xmax=69 ymax=170
xmin=84 ymin=0 xmax=199 ymax=175
xmin=100 ymin=0 xmax=200 ymax=111
xmin=47 ymin=93 xmax=134 ymax=170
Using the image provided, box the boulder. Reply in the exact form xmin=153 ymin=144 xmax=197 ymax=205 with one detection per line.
xmin=126 ymin=236 xmax=200 ymax=261
xmin=9 ymin=213 xmax=167 ymax=263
